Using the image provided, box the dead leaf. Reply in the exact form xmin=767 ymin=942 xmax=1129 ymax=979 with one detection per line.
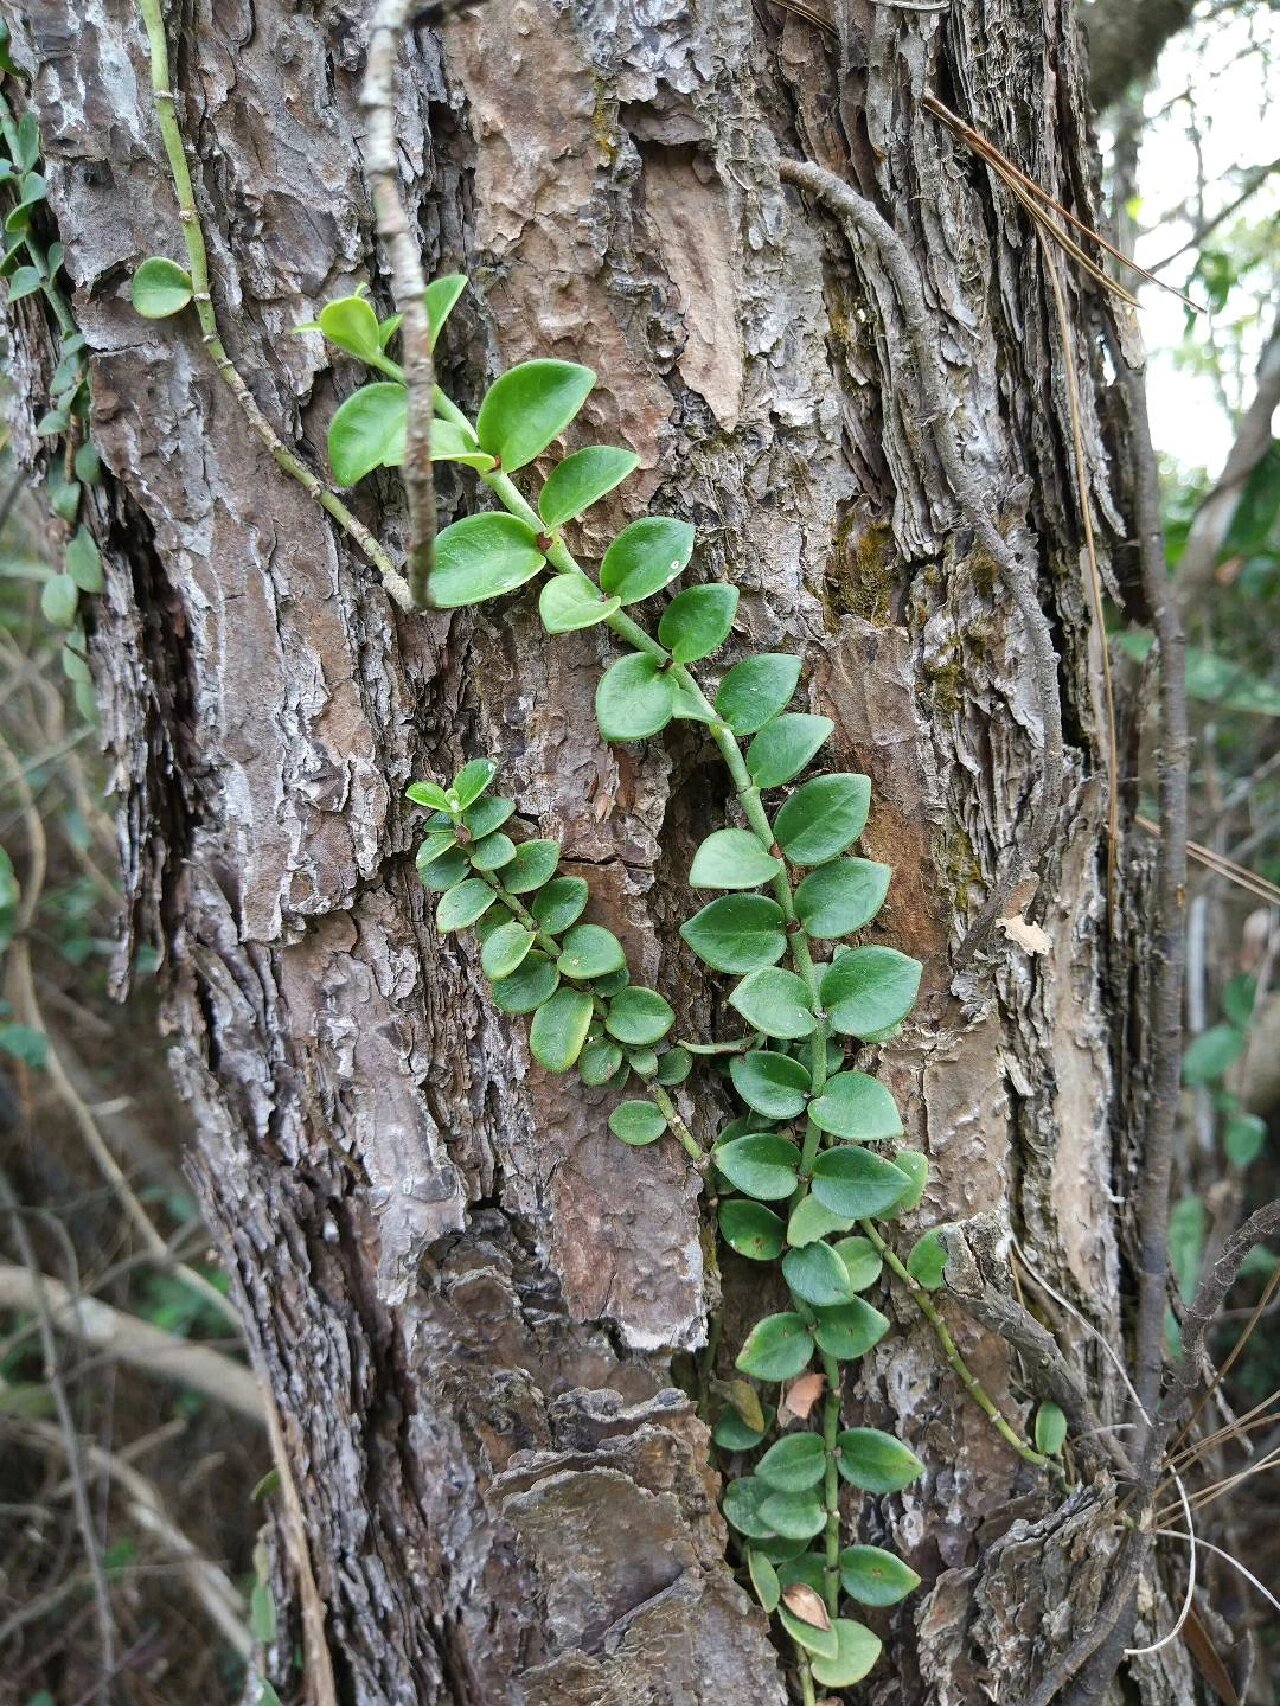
xmin=1183 ymin=1604 xmax=1239 ymax=1705
xmin=998 ymin=913 xmax=1052 ymax=955
xmin=725 ymin=1378 xmax=765 ymax=1434
xmin=782 ymin=1583 xmax=831 ymax=1630
xmin=783 ymin=1371 xmax=826 ymax=1419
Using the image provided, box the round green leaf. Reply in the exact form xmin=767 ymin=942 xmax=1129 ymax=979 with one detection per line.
xmin=787 ymin=1195 xmax=853 ymax=1247
xmin=538 ymin=575 xmax=621 ymax=633
xmin=595 ymin=652 xmax=676 ymax=741
xmin=318 ymin=294 xmax=381 ymax=361
xmin=719 ymin=1199 xmax=786 ymax=1261
xmin=1182 ymin=1023 xmax=1245 ymax=1085
xmin=475 ymin=359 xmax=596 ymax=471
xmin=65 ymin=527 xmax=104 ymax=594
xmin=131 ymin=256 xmax=193 ymax=319
xmin=794 ymin=858 xmax=891 ymax=939
xmin=748 ymin=1549 xmax=781 ymax=1614
xmin=775 ymin=774 xmax=872 ymax=865
xmin=783 ymin=1240 xmax=856 ymax=1307
xmin=429 ymin=512 xmax=546 ymax=609
xmin=714 ymin=1133 xmax=800 ymax=1201
xmin=735 ymin=1312 xmax=814 ymax=1381
xmin=714 ymin=654 xmax=802 ymax=735
xmin=557 ymin=923 xmax=625 ymax=981
xmin=529 ymin=986 xmax=594 ymax=1073
xmin=730 ymin=1050 xmax=811 ymax=1120
xmin=600 ymin=516 xmax=695 ymax=603
xmin=729 ymin=967 xmax=815 ymax=1040
xmin=756 ymin=1432 xmax=826 ymax=1491
xmin=810 ymin=1145 xmax=909 ymax=1219
xmin=757 ymin=1489 xmax=825 ymax=1540
xmin=503 ymin=840 xmax=561 ymax=893
xmin=435 ymin=878 xmax=496 ymax=932
xmin=1224 ymin=1112 xmax=1266 ymax=1167
xmin=833 ymin=1234 xmax=883 ymax=1291
xmin=839 ymin=1545 xmax=921 ymax=1607
xmin=811 ymin=1619 xmax=883 ymax=1689
xmin=722 ymin=1477 xmax=777 ymax=1538
xmin=820 ymin=946 xmax=922 ymax=1038
xmin=715 ymin=1406 xmax=772 ymax=1452
xmin=658 ymin=583 xmax=738 ymax=662
xmin=609 ymin=1099 xmax=667 ymax=1145
xmin=605 ymin=985 xmax=675 ymax=1046
xmin=836 ymin=1428 xmax=924 ymax=1493
xmin=40 ymin=573 xmax=78 ymax=628
xmin=884 ymin=1150 xmax=928 ymax=1216
xmin=469 ymin=831 xmax=516 ymax=871
xmin=328 ymin=382 xmax=407 ymax=485
xmin=779 ymin=1603 xmax=839 ymax=1659
xmin=462 ymin=797 xmax=513 ymax=841
xmin=530 ymin=876 xmax=590 ymax=935
xmin=906 ymin=1229 xmax=948 ymax=1290
xmin=538 ymin=445 xmax=638 ymax=527
xmin=481 ymin=921 xmax=535 ymax=981
xmin=418 ymin=845 xmax=469 ymax=890
xmin=679 ymin=894 xmax=787 ymax=973
xmin=688 ymin=828 xmax=782 ymax=891
xmin=746 ymin=713 xmax=833 ymax=788
xmin=492 ymin=952 xmax=560 ymax=1014
xmin=809 ymin=1071 xmax=903 ymax=1141
xmin=1034 ymin=1401 xmax=1068 ymax=1456
xmin=812 ymin=1297 xmax=889 ymax=1360
xmin=425 ymin=273 xmax=467 ymax=346
xmin=578 ymin=1040 xmax=622 ymax=1086
xmin=656 ymin=1045 xmax=691 ymax=1085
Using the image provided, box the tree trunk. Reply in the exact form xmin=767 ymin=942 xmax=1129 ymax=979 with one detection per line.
xmin=8 ymin=0 xmax=1193 ymax=1700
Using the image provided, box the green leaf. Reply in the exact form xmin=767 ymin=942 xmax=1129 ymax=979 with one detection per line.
xmin=748 ymin=1549 xmax=781 ymax=1614
xmin=605 ymin=985 xmax=674 ymax=1046
xmin=688 ymin=828 xmax=782 ymax=891
xmin=714 ymin=654 xmax=802 ymax=735
xmin=746 ymin=713 xmax=834 ymax=788
xmin=1222 ymin=974 xmax=1257 ymax=1030
xmin=481 ymin=921 xmax=534 ymax=981
xmin=730 ymin=1050 xmax=811 ymax=1120
xmin=756 ymin=1431 xmax=826 ymax=1491
xmin=531 ymin=876 xmax=589 ymax=934
xmin=529 ymin=986 xmax=594 ymax=1073
xmin=658 ymin=583 xmax=738 ymax=662
xmin=595 ymin=651 xmax=676 ymax=741
xmin=1224 ymin=1112 xmax=1266 ymax=1167
xmin=418 ymin=845 xmax=469 ymax=890
xmin=657 ymin=1046 xmax=691 ymax=1085
xmin=1182 ymin=1023 xmax=1245 ymax=1085
xmin=408 ymin=779 xmax=453 ymax=813
xmin=787 ymin=1195 xmax=853 ymax=1247
xmin=430 ymin=512 xmax=546 ymax=608
xmin=719 ymin=1199 xmax=786 ymax=1261
xmin=836 ymin=1427 xmax=924 ymax=1493
xmin=600 ymin=516 xmax=695 ymax=604
xmin=429 ymin=419 xmax=497 ymax=470
xmin=821 ymin=946 xmax=922 ymax=1038
xmin=811 ymin=1146 xmax=909 ymax=1219
xmin=758 ymin=1489 xmax=825 ymax=1540
xmin=729 ymin=967 xmax=815 ymax=1040
xmin=131 ymin=256 xmax=193 ymax=318
xmin=883 ymin=1150 xmax=928 ymax=1216
xmin=1169 ymin=1193 xmax=1205 ymax=1302
xmin=15 ymin=111 xmax=39 ymax=170
xmin=810 ymin=1619 xmax=883 ymax=1689
xmin=436 ymin=878 xmax=495 ymax=932
xmin=65 ymin=528 xmax=103 ymax=594
xmin=779 ymin=1603 xmax=840 ymax=1659
xmin=318 ymin=294 xmax=381 ymax=361
xmin=475 ymin=359 xmax=595 ymax=471
xmin=679 ymin=893 xmax=787 ymax=973
xmin=328 ymin=382 xmax=407 ymax=484
xmin=74 ymin=443 xmax=102 ymax=485
xmin=906 ymin=1229 xmax=948 ymax=1290
xmin=580 ymin=1039 xmax=624 ymax=1084
xmin=538 ymin=575 xmax=620 ymax=633
xmin=736 ymin=1312 xmax=814 ymax=1381
xmin=425 ymin=273 xmax=467 ymax=346
xmin=714 ymin=1133 xmax=800 ymax=1201
xmin=833 ymin=1234 xmax=882 ymax=1291
xmin=490 ymin=952 xmax=559 ymax=1014
xmin=609 ymin=1099 xmax=667 ymax=1145
xmin=469 ymin=831 xmax=516 ymax=871
xmin=794 ymin=858 xmax=891 ymax=939
xmin=722 ymin=1477 xmax=777 ymax=1538
xmin=775 ymin=774 xmax=872 ymax=865
xmin=6 ymin=265 xmax=41 ymax=302
xmin=839 ymin=1544 xmax=921 ymax=1607
xmin=453 ymin=758 xmax=497 ymax=807
xmin=0 ymin=1024 xmax=48 ymax=1068
xmin=504 ymin=840 xmax=561 ymax=893
xmin=539 ymin=446 xmax=638 ymax=527
xmin=1034 ymin=1401 xmax=1068 ymax=1456
xmin=40 ymin=573 xmax=77 ymax=627
xmin=557 ymin=923 xmax=625 ymax=981
xmin=812 ymin=1297 xmax=889 ymax=1360
xmin=808 ymin=1071 xmax=903 ymax=1142
xmin=783 ymin=1241 xmax=856 ymax=1307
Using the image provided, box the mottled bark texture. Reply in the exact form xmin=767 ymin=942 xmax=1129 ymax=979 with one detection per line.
xmin=6 ymin=0 xmax=1194 ymax=1701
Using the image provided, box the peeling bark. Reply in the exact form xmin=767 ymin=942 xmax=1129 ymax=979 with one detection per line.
xmin=6 ymin=0 xmax=1196 ymax=1699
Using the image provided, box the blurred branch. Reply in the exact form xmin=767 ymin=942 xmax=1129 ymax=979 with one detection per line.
xmin=0 ymin=1262 xmax=265 ymax=1425
xmin=1084 ymin=0 xmax=1194 ymax=112
xmin=1148 ymin=156 xmax=1280 ymax=274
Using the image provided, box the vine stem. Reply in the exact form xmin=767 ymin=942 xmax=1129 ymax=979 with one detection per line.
xmin=133 ymin=0 xmax=413 ymax=611
xmin=859 ymin=1220 xmax=1054 ymax=1475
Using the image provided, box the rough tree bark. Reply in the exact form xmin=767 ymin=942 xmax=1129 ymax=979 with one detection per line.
xmin=6 ymin=0 xmax=1196 ymax=1701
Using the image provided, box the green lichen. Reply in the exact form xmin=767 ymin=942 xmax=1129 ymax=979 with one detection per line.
xmin=826 ymin=515 xmax=898 ymax=625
